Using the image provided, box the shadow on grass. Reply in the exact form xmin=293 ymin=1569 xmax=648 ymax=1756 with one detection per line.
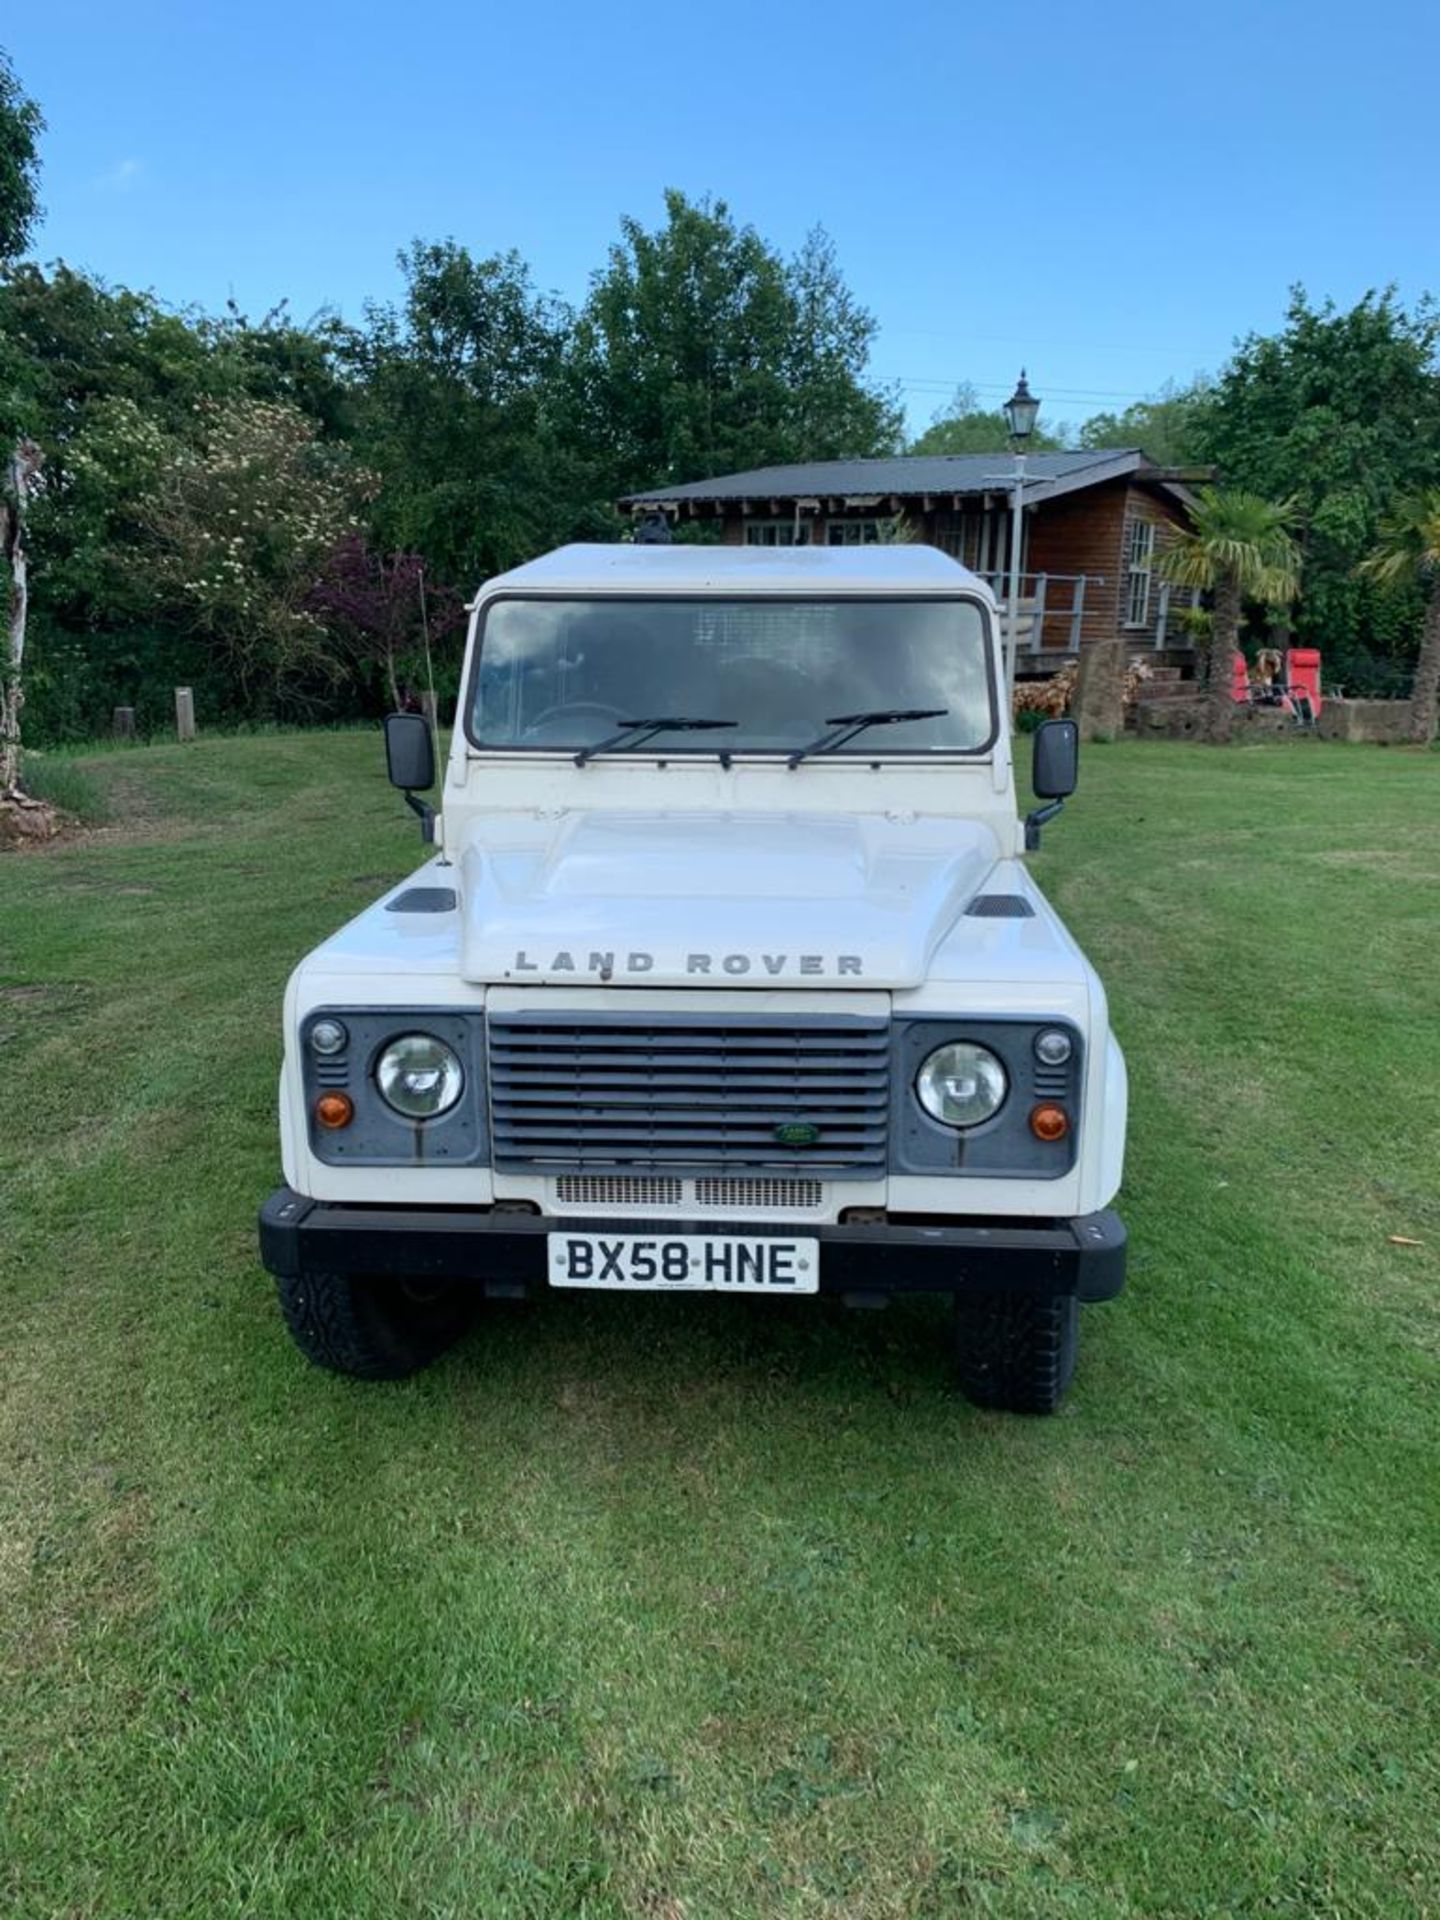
xmin=387 ymin=1286 xmax=964 ymax=1409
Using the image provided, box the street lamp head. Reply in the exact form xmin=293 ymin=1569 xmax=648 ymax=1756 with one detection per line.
xmin=1003 ymin=369 xmax=1041 ymax=445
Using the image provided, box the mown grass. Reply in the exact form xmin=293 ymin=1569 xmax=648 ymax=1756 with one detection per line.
xmin=1 ymin=731 xmax=1437 ymax=1919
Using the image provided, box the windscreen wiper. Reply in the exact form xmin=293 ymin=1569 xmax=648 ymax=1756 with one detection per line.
xmin=786 ymin=707 xmax=948 ymax=769
xmin=574 ymin=716 xmax=738 ymax=767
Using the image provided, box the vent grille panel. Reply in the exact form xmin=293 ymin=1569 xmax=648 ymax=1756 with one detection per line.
xmin=552 ymin=1175 xmax=827 ymax=1212
xmin=490 ymin=1017 xmax=888 ymax=1175
xmin=556 ymin=1174 xmax=684 ymax=1208
xmin=695 ymin=1177 xmax=824 ymax=1211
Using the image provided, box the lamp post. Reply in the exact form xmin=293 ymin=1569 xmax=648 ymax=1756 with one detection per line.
xmin=1001 ymin=370 xmax=1040 ymax=701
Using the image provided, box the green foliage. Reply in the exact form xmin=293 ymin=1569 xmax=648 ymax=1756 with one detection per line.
xmin=571 ymin=191 xmax=901 ymax=491
xmin=1172 ymin=603 xmax=1213 ymax=641
xmin=1194 ymin=287 xmax=1440 ymax=685
xmin=343 ymin=241 xmax=591 ymax=584
xmin=909 ymin=382 xmax=1067 ymax=455
xmin=1360 ymin=490 xmax=1440 ymax=739
xmin=0 ymin=46 xmax=42 ymax=264
xmin=1155 ymin=486 xmax=1302 ymax=603
xmin=1359 ymin=488 xmax=1440 ymax=591
xmin=1077 ymin=378 xmax=1213 ymax=465
xmin=138 ymin=398 xmax=373 ymax=713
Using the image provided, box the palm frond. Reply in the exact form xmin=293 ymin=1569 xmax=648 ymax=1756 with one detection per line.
xmin=1156 ymin=486 xmax=1302 ymax=601
xmin=1359 ymin=489 xmax=1440 ymax=589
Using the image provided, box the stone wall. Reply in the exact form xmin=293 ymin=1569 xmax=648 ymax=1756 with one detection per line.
xmin=1133 ymin=697 xmax=1417 ymax=744
xmin=1134 ymin=698 xmax=1205 ymax=739
xmin=1315 ymin=699 xmax=1415 ymax=744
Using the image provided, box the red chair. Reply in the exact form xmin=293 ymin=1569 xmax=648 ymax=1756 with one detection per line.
xmin=1286 ymin=648 xmax=1322 ymax=716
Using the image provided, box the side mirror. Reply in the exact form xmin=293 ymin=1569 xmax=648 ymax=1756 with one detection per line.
xmin=1032 ymin=718 xmax=1078 ymax=799
xmin=385 ymin=711 xmax=435 ymax=792
xmin=384 ymin=712 xmax=436 ymax=842
xmin=1025 ymin=718 xmax=1078 ymax=851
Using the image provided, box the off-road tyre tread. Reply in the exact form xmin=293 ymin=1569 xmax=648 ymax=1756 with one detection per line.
xmin=952 ymin=1289 xmax=1079 ymax=1414
xmin=276 ymin=1270 xmax=472 ymax=1379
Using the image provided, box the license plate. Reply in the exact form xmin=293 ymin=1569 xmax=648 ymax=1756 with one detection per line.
xmin=548 ymin=1232 xmax=819 ymax=1294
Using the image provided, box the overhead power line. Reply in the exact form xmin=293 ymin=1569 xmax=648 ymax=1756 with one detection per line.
xmin=878 ymin=374 xmax=1162 ymax=405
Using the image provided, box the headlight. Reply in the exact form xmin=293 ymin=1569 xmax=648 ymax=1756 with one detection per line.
xmin=916 ymin=1042 xmax=1008 ymax=1129
xmin=375 ymin=1033 xmax=464 ymax=1118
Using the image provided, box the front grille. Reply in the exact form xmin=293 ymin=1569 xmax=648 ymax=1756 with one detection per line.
xmin=488 ymin=1014 xmax=889 ymax=1175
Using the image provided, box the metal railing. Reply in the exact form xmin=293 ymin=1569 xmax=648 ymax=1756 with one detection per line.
xmin=980 ymin=572 xmax=1093 ymax=654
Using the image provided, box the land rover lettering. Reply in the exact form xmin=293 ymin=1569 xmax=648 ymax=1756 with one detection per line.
xmin=512 ymin=948 xmax=867 ymax=979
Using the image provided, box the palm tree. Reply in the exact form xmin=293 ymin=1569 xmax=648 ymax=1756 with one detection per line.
xmin=1156 ymin=488 xmax=1301 ymax=743
xmin=1360 ymin=493 xmax=1440 ymax=746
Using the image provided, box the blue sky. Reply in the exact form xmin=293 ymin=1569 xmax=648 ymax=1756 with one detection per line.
xmin=8 ymin=0 xmax=1437 ymax=437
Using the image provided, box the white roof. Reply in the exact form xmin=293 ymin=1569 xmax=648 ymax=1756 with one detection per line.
xmin=476 ymin=542 xmax=992 ymax=599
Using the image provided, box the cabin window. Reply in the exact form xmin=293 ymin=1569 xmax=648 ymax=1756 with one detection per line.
xmin=745 ymin=520 xmax=809 ymax=546
xmin=1124 ymin=519 xmax=1156 ymax=628
xmin=827 ymin=520 xmax=883 ymax=545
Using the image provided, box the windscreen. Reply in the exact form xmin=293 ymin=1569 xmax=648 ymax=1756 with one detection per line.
xmin=468 ymin=597 xmax=995 ymax=756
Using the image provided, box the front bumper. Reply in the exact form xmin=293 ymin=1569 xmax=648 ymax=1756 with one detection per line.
xmin=258 ymin=1188 xmax=1126 ymax=1303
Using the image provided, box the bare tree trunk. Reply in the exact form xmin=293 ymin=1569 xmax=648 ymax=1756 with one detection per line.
xmin=1206 ymin=570 xmax=1241 ymax=744
xmin=1 ymin=441 xmax=43 ymax=796
xmin=1409 ymin=584 xmax=1440 ymax=746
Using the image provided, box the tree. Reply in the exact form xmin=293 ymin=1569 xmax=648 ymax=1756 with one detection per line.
xmin=0 ymin=50 xmax=43 ymax=814
xmin=139 ymin=399 xmax=372 ymax=712
xmin=307 ymin=535 xmax=463 ymax=713
xmin=0 ymin=47 xmax=42 ymax=263
xmin=1156 ymin=488 xmax=1301 ymax=742
xmin=344 ymin=241 xmax=586 ymax=586
xmin=1194 ymin=289 xmax=1440 ymax=688
xmin=1078 ymin=379 xmax=1213 ymax=466
xmin=571 ymin=190 xmax=899 ymax=494
xmin=785 ymin=227 xmax=903 ymax=460
xmin=0 ymin=436 xmax=41 ymax=798
xmin=1359 ymin=493 xmax=1440 ymax=743
xmin=909 ymin=382 xmax=1067 ymax=456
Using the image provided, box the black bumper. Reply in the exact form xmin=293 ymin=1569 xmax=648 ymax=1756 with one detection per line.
xmin=258 ymin=1189 xmax=1126 ymax=1303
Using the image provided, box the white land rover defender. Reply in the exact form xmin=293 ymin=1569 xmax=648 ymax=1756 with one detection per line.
xmin=259 ymin=543 xmax=1127 ymax=1413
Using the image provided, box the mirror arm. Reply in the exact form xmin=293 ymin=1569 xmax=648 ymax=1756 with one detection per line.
xmin=1024 ymin=798 xmax=1064 ymax=851
xmin=404 ymin=790 xmax=436 ymax=843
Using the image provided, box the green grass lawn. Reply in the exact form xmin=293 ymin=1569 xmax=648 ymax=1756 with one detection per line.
xmin=2 ymin=732 xmax=1437 ymax=1919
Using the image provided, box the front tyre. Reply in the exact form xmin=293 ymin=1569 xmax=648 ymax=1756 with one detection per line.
xmin=276 ymin=1270 xmax=474 ymax=1380
xmin=952 ymin=1290 xmax=1079 ymax=1414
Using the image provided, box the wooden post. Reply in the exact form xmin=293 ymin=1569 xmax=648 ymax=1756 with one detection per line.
xmin=175 ymin=687 xmax=195 ymax=743
xmin=113 ymin=706 xmax=136 ymax=739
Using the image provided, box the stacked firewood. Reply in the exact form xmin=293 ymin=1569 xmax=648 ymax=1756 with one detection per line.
xmin=1011 ymin=660 xmax=1079 ymax=719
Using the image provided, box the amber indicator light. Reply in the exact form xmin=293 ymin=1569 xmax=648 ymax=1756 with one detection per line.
xmin=315 ymin=1091 xmax=355 ymax=1130
xmin=1030 ymin=1102 xmax=1069 ymax=1142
